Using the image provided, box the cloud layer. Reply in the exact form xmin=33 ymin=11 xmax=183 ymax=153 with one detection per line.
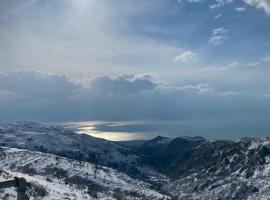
xmin=0 ymin=71 xmax=269 ymax=123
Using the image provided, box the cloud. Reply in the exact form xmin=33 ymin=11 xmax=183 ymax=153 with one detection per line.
xmin=90 ymin=74 xmax=161 ymax=95
xmin=247 ymin=62 xmax=261 ymax=67
xmin=0 ymin=1 xmax=180 ymax=76
xmin=246 ymin=56 xmax=270 ymax=67
xmin=1 ymin=70 xmax=270 ymax=135
xmin=0 ymin=70 xmax=251 ymax=122
xmin=182 ymin=0 xmax=270 ymax=14
xmin=0 ymin=71 xmax=81 ymax=121
xmin=212 ymin=27 xmax=226 ymax=35
xmin=214 ymin=14 xmax=222 ymax=19
xmin=0 ymin=71 xmax=78 ymax=99
xmin=261 ymin=56 xmax=270 ymax=62
xmin=209 ymin=35 xmax=227 ymax=45
xmin=0 ymin=71 xmax=166 ymax=121
xmin=209 ymin=27 xmax=228 ymax=45
xmin=0 ymin=90 xmax=19 ymax=104
xmin=172 ymin=83 xmax=214 ymax=94
xmin=177 ymin=0 xmax=202 ymax=3
xmin=203 ymin=62 xmax=239 ymax=71
xmin=235 ymin=7 xmax=247 ymax=11
xmin=209 ymin=0 xmax=234 ymax=9
xmin=243 ymin=0 xmax=270 ymax=14
xmin=173 ymin=51 xmax=198 ymax=63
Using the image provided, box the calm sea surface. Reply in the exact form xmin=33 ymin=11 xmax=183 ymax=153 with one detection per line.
xmin=57 ymin=118 xmax=270 ymax=141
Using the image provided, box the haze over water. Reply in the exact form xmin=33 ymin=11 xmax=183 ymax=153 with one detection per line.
xmin=60 ymin=118 xmax=270 ymax=141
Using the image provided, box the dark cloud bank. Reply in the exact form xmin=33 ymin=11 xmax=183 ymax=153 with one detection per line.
xmin=1 ymin=71 xmax=270 ymax=138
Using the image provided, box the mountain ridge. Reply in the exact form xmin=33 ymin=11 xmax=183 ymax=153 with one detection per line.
xmin=1 ymin=122 xmax=270 ymax=199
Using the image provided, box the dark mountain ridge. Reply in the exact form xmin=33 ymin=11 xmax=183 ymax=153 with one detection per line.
xmin=139 ymin=135 xmax=270 ymax=179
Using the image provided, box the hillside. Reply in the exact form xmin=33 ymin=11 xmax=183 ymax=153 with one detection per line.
xmin=1 ymin=122 xmax=270 ymax=199
xmin=0 ymin=122 xmax=164 ymax=182
xmin=0 ymin=147 xmax=169 ymax=200
xmin=139 ymin=136 xmax=270 ymax=199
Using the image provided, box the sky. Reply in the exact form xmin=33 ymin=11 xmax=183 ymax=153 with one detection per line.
xmin=0 ymin=0 xmax=270 ymax=138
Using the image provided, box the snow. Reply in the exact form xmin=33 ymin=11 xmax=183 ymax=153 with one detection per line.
xmin=0 ymin=147 xmax=170 ymax=200
xmin=2 ymin=122 xmax=270 ymax=199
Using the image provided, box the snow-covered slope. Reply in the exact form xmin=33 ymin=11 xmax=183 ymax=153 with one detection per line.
xmin=0 ymin=122 xmax=154 ymax=180
xmin=2 ymin=122 xmax=270 ymax=199
xmin=140 ymin=136 xmax=270 ymax=199
xmin=0 ymin=122 xmax=134 ymax=163
xmin=0 ymin=147 xmax=170 ymax=200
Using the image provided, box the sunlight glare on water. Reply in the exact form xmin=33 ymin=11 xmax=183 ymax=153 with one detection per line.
xmin=63 ymin=121 xmax=149 ymax=141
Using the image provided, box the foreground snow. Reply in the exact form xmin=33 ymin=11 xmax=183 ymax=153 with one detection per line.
xmin=0 ymin=147 xmax=170 ymax=200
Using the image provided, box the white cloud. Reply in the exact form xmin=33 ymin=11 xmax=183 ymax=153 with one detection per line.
xmin=173 ymin=51 xmax=198 ymax=63
xmin=209 ymin=27 xmax=228 ymax=45
xmin=210 ymin=0 xmax=234 ymax=9
xmin=212 ymin=27 xmax=226 ymax=35
xmin=208 ymin=0 xmax=270 ymax=15
xmin=243 ymin=0 xmax=270 ymax=14
xmin=235 ymin=7 xmax=247 ymax=11
xmin=246 ymin=56 xmax=270 ymax=67
xmin=214 ymin=14 xmax=222 ymax=19
xmin=176 ymin=83 xmax=215 ymax=94
xmin=219 ymin=91 xmax=242 ymax=96
xmin=209 ymin=35 xmax=227 ymax=45
xmin=203 ymin=62 xmax=239 ymax=71
xmin=247 ymin=62 xmax=261 ymax=67
xmin=261 ymin=56 xmax=270 ymax=62
xmin=177 ymin=0 xmax=202 ymax=3
xmin=209 ymin=4 xmax=219 ymax=9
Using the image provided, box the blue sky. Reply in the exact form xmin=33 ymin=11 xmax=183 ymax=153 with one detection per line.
xmin=0 ymin=0 xmax=270 ymax=138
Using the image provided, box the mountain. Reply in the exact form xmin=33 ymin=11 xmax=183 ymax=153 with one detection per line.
xmin=0 ymin=147 xmax=170 ymax=200
xmin=115 ymin=140 xmax=147 ymax=148
xmin=0 ymin=122 xmax=136 ymax=166
xmin=0 ymin=122 xmax=164 ymax=182
xmin=139 ymin=136 xmax=270 ymax=199
xmin=1 ymin=122 xmax=270 ymax=199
